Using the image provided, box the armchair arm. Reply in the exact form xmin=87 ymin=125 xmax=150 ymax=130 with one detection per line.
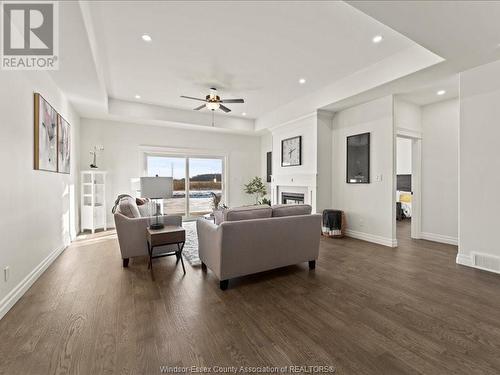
xmin=196 ymin=218 xmax=222 ymax=278
xmin=114 ymin=213 xmax=183 ymax=259
xmin=114 ymin=214 xmax=150 ymax=258
xmin=160 ymin=214 xmax=182 ymax=227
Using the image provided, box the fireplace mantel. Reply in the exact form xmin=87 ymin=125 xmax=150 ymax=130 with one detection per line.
xmin=270 ymin=173 xmax=317 ymax=212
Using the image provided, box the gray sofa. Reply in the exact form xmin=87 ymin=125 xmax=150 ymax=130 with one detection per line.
xmin=197 ymin=204 xmax=321 ymax=290
xmin=114 ymin=196 xmax=182 ymax=267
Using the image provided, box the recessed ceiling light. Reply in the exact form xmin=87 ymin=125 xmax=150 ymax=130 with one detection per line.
xmin=437 ymin=90 xmax=446 ymax=96
xmin=134 ymin=94 xmax=141 ymax=99
xmin=141 ymin=34 xmax=152 ymax=42
xmin=298 ymin=78 xmax=306 ymax=84
xmin=372 ymin=35 xmax=383 ymax=43
xmin=242 ymin=112 xmax=247 ymax=116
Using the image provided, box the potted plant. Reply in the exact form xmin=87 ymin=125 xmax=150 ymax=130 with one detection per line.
xmin=210 ymin=192 xmax=222 ymax=210
xmin=259 ymin=197 xmax=271 ymax=206
xmin=244 ymin=177 xmax=267 ymax=205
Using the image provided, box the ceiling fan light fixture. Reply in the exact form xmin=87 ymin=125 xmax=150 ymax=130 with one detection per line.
xmin=209 ymin=87 xmax=217 ymax=100
xmin=206 ymin=101 xmax=220 ymax=110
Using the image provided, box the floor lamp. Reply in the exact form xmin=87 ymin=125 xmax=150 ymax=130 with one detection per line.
xmin=140 ymin=176 xmax=173 ymax=230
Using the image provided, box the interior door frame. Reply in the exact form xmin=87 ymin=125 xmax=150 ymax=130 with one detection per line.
xmin=139 ymin=146 xmax=228 ymax=220
xmin=395 ymin=133 xmax=422 ymax=240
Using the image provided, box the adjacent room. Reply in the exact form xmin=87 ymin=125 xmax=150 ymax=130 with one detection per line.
xmin=1 ymin=1 xmax=500 ymax=374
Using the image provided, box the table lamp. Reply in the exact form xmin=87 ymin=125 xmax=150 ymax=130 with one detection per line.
xmin=140 ymin=176 xmax=173 ymax=229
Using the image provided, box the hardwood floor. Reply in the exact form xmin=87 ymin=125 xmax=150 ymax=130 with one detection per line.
xmin=1 ymin=222 xmax=500 ymax=374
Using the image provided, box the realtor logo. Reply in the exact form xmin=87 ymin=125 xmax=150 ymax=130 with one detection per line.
xmin=1 ymin=1 xmax=59 ymax=70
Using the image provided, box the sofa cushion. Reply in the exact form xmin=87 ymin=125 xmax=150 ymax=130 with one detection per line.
xmin=271 ymin=204 xmax=312 ymax=217
xmin=118 ymin=196 xmax=141 ymax=218
xmin=224 ymin=205 xmax=272 ymax=222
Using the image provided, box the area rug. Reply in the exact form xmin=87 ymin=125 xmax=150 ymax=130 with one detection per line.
xmin=182 ymin=221 xmax=201 ymax=266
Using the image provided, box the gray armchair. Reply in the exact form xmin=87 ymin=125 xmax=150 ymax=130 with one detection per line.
xmin=113 ymin=196 xmax=182 ymax=267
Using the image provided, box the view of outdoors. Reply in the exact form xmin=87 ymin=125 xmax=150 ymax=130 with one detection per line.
xmin=146 ymin=155 xmax=223 ymax=217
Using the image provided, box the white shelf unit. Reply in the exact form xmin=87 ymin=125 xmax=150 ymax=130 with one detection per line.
xmin=81 ymin=170 xmax=107 ymax=233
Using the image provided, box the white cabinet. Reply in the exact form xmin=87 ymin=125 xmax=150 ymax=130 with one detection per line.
xmin=81 ymin=170 xmax=107 ymax=233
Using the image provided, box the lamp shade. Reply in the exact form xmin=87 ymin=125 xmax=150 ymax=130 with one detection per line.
xmin=140 ymin=177 xmax=173 ymax=199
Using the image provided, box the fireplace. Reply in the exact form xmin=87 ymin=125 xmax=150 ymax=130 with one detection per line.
xmin=281 ymin=192 xmax=305 ymax=205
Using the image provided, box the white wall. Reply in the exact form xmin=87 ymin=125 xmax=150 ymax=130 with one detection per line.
xmin=317 ymin=111 xmax=333 ymax=212
xmin=421 ymin=99 xmax=459 ymax=243
xmin=396 ymin=137 xmax=412 ymax=175
xmin=458 ymin=59 xmax=500 ymax=269
xmin=394 ymin=97 xmax=422 ymax=136
xmin=80 ymin=119 xmax=261 ymax=225
xmin=0 ymin=71 xmax=80 ymax=319
xmin=332 ymin=95 xmax=395 ymax=246
xmin=271 ymin=114 xmax=318 ymax=177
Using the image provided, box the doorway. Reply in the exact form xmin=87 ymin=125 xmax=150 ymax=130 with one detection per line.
xmin=395 ymin=136 xmax=421 ymax=240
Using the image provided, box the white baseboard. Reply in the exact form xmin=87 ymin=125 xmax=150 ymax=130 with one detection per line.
xmin=456 ymin=253 xmax=473 ymax=267
xmin=0 ymin=245 xmax=66 ymax=321
xmin=421 ymin=232 xmax=458 ymax=246
xmin=456 ymin=252 xmax=500 ymax=275
xmin=345 ymin=229 xmax=397 ymax=247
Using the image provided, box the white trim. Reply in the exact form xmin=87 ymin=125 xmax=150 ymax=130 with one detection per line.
xmin=421 ymin=232 xmax=458 ymax=246
xmin=0 ymin=245 xmax=66 ymax=321
xmin=345 ymin=229 xmax=397 ymax=247
xmin=138 ymin=145 xmax=229 ymax=158
xmin=410 ymin=138 xmax=422 ymax=239
xmin=456 ymin=252 xmax=500 ymax=275
xmin=396 ymin=127 xmax=422 ymax=139
xmin=456 ymin=253 xmax=473 ymax=267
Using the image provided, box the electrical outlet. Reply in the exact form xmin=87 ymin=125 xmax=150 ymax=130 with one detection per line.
xmin=4 ymin=266 xmax=9 ymax=282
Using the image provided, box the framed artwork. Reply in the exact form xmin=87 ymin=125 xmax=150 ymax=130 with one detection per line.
xmin=34 ymin=93 xmax=58 ymax=172
xmin=57 ymin=114 xmax=71 ymax=174
xmin=346 ymin=132 xmax=370 ymax=183
xmin=281 ymin=136 xmax=302 ymax=167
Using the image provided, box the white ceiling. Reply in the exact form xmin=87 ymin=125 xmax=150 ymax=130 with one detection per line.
xmin=48 ymin=1 xmax=500 ymax=132
xmin=321 ymin=1 xmax=500 ymax=113
xmin=87 ymin=0 xmax=428 ymax=119
xmin=397 ymin=75 xmax=459 ymax=106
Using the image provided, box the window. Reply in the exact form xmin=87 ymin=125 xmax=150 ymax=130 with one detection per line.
xmin=144 ymin=153 xmax=225 ymax=218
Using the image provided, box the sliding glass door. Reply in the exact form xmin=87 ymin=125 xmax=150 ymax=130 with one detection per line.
xmin=146 ymin=156 xmax=186 ymax=216
xmin=189 ymin=158 xmax=223 ymax=217
xmin=145 ymin=154 xmax=224 ymax=218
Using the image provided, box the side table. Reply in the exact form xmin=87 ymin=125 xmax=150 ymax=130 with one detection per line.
xmin=146 ymin=226 xmax=186 ymax=280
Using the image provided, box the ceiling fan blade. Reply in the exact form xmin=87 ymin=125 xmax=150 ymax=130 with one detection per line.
xmin=219 ymin=104 xmax=231 ymax=113
xmin=193 ymin=104 xmax=206 ymax=110
xmin=220 ymin=99 xmax=244 ymax=103
xmin=180 ymin=95 xmax=206 ymax=102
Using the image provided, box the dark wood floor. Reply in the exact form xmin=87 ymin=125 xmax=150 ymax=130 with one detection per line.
xmin=1 ymin=221 xmax=500 ymax=375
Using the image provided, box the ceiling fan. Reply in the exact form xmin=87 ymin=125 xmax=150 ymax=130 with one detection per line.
xmin=180 ymin=88 xmax=244 ymax=113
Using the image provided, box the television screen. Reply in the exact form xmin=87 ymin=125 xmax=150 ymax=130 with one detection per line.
xmin=346 ymin=133 xmax=370 ymax=183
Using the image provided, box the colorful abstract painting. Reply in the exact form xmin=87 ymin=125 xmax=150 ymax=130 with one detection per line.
xmin=34 ymin=93 xmax=58 ymax=172
xmin=57 ymin=115 xmax=70 ymax=174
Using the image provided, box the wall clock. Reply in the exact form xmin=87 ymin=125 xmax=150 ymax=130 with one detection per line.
xmin=281 ymin=136 xmax=302 ymax=167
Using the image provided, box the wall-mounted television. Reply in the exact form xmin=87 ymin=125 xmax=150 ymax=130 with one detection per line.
xmin=346 ymin=132 xmax=370 ymax=184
